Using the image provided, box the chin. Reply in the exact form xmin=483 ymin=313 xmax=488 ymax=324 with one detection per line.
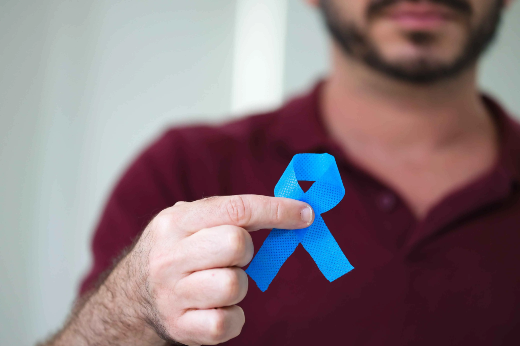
xmin=373 ymin=25 xmax=466 ymax=62
xmin=376 ymin=35 xmax=465 ymax=66
xmin=383 ymin=48 xmax=459 ymax=68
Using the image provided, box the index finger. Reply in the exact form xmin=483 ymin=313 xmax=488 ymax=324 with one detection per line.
xmin=170 ymin=195 xmax=314 ymax=234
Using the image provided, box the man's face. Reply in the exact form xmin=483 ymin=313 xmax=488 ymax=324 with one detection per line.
xmin=319 ymin=0 xmax=506 ymax=83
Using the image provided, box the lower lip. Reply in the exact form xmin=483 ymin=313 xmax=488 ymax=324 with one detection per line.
xmin=389 ymin=13 xmax=450 ymax=30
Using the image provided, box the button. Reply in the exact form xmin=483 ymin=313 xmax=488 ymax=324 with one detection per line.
xmin=377 ymin=192 xmax=396 ymax=212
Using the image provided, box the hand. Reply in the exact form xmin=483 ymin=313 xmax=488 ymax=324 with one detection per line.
xmin=127 ymin=195 xmax=314 ymax=345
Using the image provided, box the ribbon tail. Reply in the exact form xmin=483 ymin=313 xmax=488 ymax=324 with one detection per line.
xmin=246 ymin=229 xmax=300 ymax=292
xmin=301 ymin=216 xmax=354 ymax=282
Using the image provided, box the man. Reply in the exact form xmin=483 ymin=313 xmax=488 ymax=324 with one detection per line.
xmin=41 ymin=0 xmax=520 ymax=345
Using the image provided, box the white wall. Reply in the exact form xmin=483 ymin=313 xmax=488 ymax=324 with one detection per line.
xmin=231 ymin=0 xmax=288 ymax=115
xmin=0 ymin=2 xmax=51 ymax=344
xmin=1 ymin=1 xmax=519 ymax=345
xmin=1 ymin=1 xmax=237 ymax=344
xmin=480 ymin=1 xmax=520 ymax=115
xmin=284 ymin=0 xmax=330 ymax=96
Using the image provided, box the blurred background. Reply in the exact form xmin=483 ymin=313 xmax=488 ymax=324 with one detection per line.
xmin=0 ymin=0 xmax=519 ymax=344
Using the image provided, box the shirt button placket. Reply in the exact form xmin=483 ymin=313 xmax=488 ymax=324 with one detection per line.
xmin=377 ymin=191 xmax=397 ymax=212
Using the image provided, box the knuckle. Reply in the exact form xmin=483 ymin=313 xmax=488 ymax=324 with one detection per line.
xmin=225 ymin=227 xmax=247 ymax=260
xmin=224 ymin=196 xmax=250 ymax=226
xmin=220 ymin=269 xmax=241 ymax=301
xmin=173 ymin=200 xmax=187 ymax=207
xmin=153 ymin=209 xmax=176 ymax=234
xmin=208 ymin=310 xmax=228 ymax=342
xmin=154 ymin=204 xmax=189 ymax=235
xmin=232 ymin=306 xmax=245 ymax=337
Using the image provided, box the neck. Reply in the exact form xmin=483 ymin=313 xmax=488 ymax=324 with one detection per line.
xmin=322 ymin=46 xmax=493 ymax=152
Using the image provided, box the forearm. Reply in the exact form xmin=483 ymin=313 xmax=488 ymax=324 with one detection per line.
xmin=40 ymin=256 xmax=165 ymax=346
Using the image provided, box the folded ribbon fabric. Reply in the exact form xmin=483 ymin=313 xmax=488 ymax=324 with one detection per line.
xmin=246 ymin=153 xmax=354 ymax=292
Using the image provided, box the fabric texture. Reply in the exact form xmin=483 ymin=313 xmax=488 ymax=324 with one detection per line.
xmin=79 ymin=82 xmax=520 ymax=346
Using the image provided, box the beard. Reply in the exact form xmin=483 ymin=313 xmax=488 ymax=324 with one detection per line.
xmin=320 ymin=0 xmax=505 ymax=84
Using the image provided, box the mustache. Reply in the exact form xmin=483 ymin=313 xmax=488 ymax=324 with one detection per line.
xmin=368 ymin=0 xmax=473 ymax=18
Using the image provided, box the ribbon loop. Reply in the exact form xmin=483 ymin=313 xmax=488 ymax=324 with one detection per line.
xmin=246 ymin=153 xmax=354 ymax=292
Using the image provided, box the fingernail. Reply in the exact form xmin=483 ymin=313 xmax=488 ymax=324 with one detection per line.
xmin=301 ymin=206 xmax=313 ymax=225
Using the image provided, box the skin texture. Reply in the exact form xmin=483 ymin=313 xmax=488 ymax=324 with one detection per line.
xmin=40 ymin=196 xmax=313 ymax=346
xmin=307 ymin=0 xmax=511 ymax=217
xmin=40 ymin=0 xmax=515 ymax=345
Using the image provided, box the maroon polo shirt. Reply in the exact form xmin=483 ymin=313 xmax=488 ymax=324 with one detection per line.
xmin=80 ymin=82 xmax=520 ymax=345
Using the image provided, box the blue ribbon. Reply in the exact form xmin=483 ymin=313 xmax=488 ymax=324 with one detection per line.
xmin=246 ymin=153 xmax=354 ymax=292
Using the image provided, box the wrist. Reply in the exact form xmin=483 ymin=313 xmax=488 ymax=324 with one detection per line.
xmin=63 ymin=254 xmax=163 ymax=346
xmin=101 ymin=253 xmax=162 ymax=343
